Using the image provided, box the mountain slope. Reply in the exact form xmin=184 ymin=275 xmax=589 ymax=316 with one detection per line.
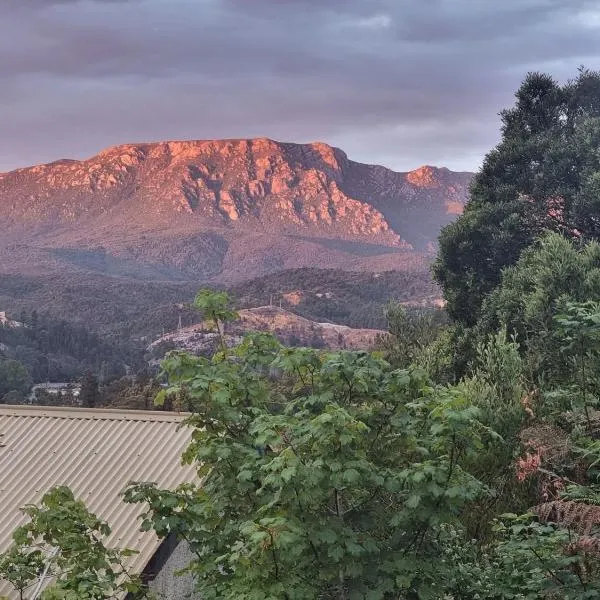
xmin=148 ymin=305 xmax=386 ymax=357
xmin=0 ymin=138 xmax=472 ymax=282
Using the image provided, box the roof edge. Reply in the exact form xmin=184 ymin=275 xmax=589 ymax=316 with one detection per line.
xmin=0 ymin=405 xmax=191 ymax=422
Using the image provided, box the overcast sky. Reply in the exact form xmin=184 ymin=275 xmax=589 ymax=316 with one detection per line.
xmin=1 ymin=0 xmax=599 ymax=173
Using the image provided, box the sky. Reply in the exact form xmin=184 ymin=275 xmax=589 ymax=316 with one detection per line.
xmin=1 ymin=0 xmax=600 ymax=173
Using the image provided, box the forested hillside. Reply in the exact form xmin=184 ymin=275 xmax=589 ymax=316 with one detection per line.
xmin=0 ymin=311 xmax=143 ymax=402
xmin=0 ymin=266 xmax=438 ymax=338
xmin=230 ymin=267 xmax=440 ymax=329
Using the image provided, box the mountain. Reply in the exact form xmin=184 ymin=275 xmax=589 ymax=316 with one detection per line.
xmin=0 ymin=138 xmax=472 ymax=280
xmin=0 ymin=138 xmax=472 ymax=331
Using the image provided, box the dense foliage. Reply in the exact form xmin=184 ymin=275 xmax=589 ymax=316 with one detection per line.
xmin=434 ymin=68 xmax=600 ymax=325
xmin=120 ymin=283 xmax=600 ymax=598
xmin=0 ymin=487 xmax=145 ymax=599
xmin=126 ymin=330 xmax=492 ymax=599
xmin=0 ymin=359 xmax=32 ymax=399
xmin=378 ymin=303 xmax=448 ymax=369
xmin=0 ymin=311 xmax=144 ymax=402
xmin=476 ymin=233 xmax=600 ymax=388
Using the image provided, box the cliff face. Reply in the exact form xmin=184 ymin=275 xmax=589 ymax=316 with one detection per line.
xmin=0 ymin=138 xmax=473 ymax=282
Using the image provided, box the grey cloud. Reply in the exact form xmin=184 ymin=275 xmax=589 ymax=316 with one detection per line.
xmin=1 ymin=0 xmax=599 ymax=172
xmin=5 ymin=0 xmax=136 ymax=6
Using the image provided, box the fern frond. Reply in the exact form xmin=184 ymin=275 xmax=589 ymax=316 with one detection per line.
xmin=560 ymin=484 xmax=600 ymax=505
xmin=533 ymin=500 xmax=600 ymax=535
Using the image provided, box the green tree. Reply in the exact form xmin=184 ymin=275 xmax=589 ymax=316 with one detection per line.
xmin=455 ymin=513 xmax=600 ymax=599
xmin=126 ymin=334 xmax=493 ymax=599
xmin=434 ymin=68 xmax=600 ymax=325
xmin=379 ymin=303 xmax=447 ymax=369
xmin=0 ymin=359 xmax=32 ymax=400
xmin=475 ymin=233 xmax=600 ymax=388
xmin=192 ymin=289 xmax=239 ymax=354
xmin=0 ymin=486 xmax=145 ymax=599
xmin=554 ymin=301 xmax=600 ymax=430
xmin=1 ymin=390 xmax=25 ymax=404
xmin=456 ymin=329 xmax=531 ymax=539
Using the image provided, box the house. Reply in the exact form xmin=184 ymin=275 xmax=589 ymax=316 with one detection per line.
xmin=29 ymin=382 xmax=82 ymax=401
xmin=0 ymin=312 xmax=23 ymax=328
xmin=0 ymin=405 xmax=201 ymax=599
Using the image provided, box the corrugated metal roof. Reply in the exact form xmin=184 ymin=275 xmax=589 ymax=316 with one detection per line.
xmin=0 ymin=405 xmax=198 ymax=599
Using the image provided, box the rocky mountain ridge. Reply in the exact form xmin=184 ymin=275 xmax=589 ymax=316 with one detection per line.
xmin=0 ymin=138 xmax=472 ymax=283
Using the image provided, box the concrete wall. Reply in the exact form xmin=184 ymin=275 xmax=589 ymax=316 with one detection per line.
xmin=147 ymin=540 xmax=201 ymax=600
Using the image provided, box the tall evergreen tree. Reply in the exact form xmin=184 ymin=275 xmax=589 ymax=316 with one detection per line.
xmin=434 ymin=68 xmax=600 ymax=325
xmin=79 ymin=370 xmax=100 ymax=408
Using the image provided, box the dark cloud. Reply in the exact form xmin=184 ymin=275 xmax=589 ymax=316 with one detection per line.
xmin=1 ymin=0 xmax=599 ymax=172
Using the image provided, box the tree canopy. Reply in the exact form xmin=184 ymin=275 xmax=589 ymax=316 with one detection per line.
xmin=0 ymin=487 xmax=144 ymax=599
xmin=0 ymin=359 xmax=32 ymax=401
xmin=476 ymin=232 xmax=600 ymax=383
xmin=434 ymin=68 xmax=600 ymax=325
xmin=127 ymin=330 xmax=492 ymax=599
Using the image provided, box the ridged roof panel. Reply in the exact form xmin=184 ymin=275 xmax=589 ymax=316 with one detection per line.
xmin=0 ymin=405 xmax=197 ymax=599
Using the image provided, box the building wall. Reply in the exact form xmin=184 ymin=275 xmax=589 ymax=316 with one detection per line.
xmin=147 ymin=540 xmax=201 ymax=600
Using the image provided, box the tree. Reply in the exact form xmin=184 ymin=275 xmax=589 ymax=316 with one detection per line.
xmin=79 ymin=371 xmax=100 ymax=408
xmin=126 ymin=333 xmax=493 ymax=599
xmin=379 ymin=303 xmax=447 ymax=368
xmin=0 ymin=486 xmax=145 ymax=599
xmin=0 ymin=359 xmax=32 ymax=400
xmin=553 ymin=301 xmax=600 ymax=430
xmin=192 ymin=289 xmax=239 ymax=354
xmin=475 ymin=233 xmax=600 ymax=388
xmin=1 ymin=390 xmax=25 ymax=404
xmin=434 ymin=68 xmax=600 ymax=325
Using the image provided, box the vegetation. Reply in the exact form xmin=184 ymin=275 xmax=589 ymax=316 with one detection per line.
xmin=0 ymin=311 xmax=144 ymax=403
xmin=0 ymin=359 xmax=32 ymax=401
xmin=120 ymin=283 xmax=600 ymax=598
xmin=230 ymin=268 xmax=439 ymax=330
xmin=434 ymin=68 xmax=600 ymax=325
xmin=79 ymin=371 xmax=100 ymax=409
xmin=6 ymin=68 xmax=600 ymax=597
xmin=125 ymin=310 xmax=490 ymax=599
xmin=97 ymin=370 xmax=163 ymax=410
xmin=476 ymin=233 xmax=600 ymax=388
xmin=0 ymin=311 xmax=142 ymax=385
xmin=0 ymin=267 xmax=436 ymax=339
xmin=0 ymin=487 xmax=145 ymax=599
xmin=0 ymin=272 xmax=199 ymax=339
xmin=377 ymin=302 xmax=448 ymax=369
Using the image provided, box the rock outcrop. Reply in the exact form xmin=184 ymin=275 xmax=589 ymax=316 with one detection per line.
xmin=148 ymin=306 xmax=386 ymax=356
